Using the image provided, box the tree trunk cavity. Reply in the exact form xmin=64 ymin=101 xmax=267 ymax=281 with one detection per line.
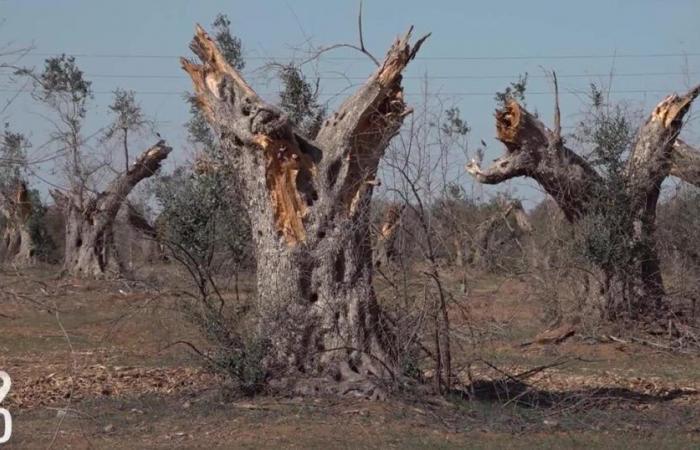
xmin=182 ymin=25 xmax=428 ymax=395
xmin=52 ymin=142 xmax=171 ymax=278
xmin=467 ymin=86 xmax=700 ymax=322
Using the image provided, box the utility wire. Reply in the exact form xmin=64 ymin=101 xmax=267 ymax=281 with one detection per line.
xmin=0 ymin=88 xmax=684 ymax=97
xmin=1 ymin=71 xmax=696 ymax=81
xmin=22 ymin=51 xmax=700 ymax=61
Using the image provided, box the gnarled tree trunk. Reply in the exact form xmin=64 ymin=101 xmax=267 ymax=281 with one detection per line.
xmin=0 ymin=181 xmax=35 ymax=266
xmin=51 ymin=142 xmax=171 ymax=278
xmin=466 ymin=85 xmax=699 ymax=321
xmin=375 ymin=204 xmax=404 ymax=268
xmin=126 ymin=203 xmax=168 ymax=263
xmin=670 ymin=139 xmax=700 ymax=186
xmin=182 ymin=25 xmax=427 ymax=395
xmin=471 ymin=199 xmax=532 ymax=268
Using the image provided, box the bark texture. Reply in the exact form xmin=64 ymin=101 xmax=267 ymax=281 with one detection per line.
xmin=466 ymin=100 xmax=602 ymax=221
xmin=471 ymin=200 xmax=532 ymax=267
xmin=0 ymin=181 xmax=35 ymax=265
xmin=182 ymin=25 xmax=427 ymax=394
xmin=52 ymin=142 xmax=171 ymax=277
xmin=670 ymin=140 xmax=700 ymax=187
xmin=374 ymin=204 xmax=404 ymax=268
xmin=467 ymin=86 xmax=700 ymax=321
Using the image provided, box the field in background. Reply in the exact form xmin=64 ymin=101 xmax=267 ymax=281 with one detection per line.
xmin=1 ymin=266 xmax=699 ymax=449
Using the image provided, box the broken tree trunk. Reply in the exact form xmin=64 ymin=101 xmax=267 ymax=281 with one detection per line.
xmin=466 ymin=85 xmax=699 ymax=321
xmin=182 ymin=25 xmax=427 ymax=396
xmin=670 ymin=140 xmax=700 ymax=187
xmin=619 ymin=86 xmax=700 ymax=319
xmin=126 ymin=203 xmax=168 ymax=263
xmin=0 ymin=181 xmax=35 ymax=265
xmin=471 ymin=200 xmax=532 ymax=268
xmin=52 ymin=142 xmax=171 ymax=278
xmin=374 ymin=204 xmax=404 ymax=268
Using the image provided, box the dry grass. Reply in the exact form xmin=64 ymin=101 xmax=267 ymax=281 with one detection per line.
xmin=1 ymin=265 xmax=699 ymax=448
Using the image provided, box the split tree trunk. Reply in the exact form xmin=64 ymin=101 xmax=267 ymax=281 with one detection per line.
xmin=51 ymin=142 xmax=171 ymax=278
xmin=0 ymin=181 xmax=35 ymax=266
xmin=466 ymin=86 xmax=699 ymax=321
xmin=182 ymin=25 xmax=427 ymax=395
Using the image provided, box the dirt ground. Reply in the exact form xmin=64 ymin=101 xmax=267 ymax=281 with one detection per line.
xmin=1 ymin=265 xmax=699 ymax=449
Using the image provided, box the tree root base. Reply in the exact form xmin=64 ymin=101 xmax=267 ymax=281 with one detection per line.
xmin=268 ymin=376 xmax=392 ymax=401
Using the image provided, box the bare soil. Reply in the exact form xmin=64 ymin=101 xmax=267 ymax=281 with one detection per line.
xmin=1 ymin=266 xmax=699 ymax=449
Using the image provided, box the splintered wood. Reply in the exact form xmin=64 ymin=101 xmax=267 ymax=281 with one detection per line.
xmin=495 ymin=100 xmax=522 ymax=145
xmin=254 ymin=134 xmax=314 ymax=245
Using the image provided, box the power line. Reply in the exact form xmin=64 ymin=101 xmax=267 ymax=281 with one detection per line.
xmin=22 ymin=51 xmax=700 ymax=61
xmin=0 ymin=88 xmax=682 ymax=97
xmin=2 ymin=71 xmax=696 ymax=81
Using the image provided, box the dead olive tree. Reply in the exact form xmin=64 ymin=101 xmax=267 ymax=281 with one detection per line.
xmin=374 ymin=204 xmax=404 ymax=268
xmin=0 ymin=181 xmax=34 ymax=264
xmin=181 ymin=25 xmax=428 ymax=395
xmin=22 ymin=55 xmax=171 ymax=277
xmin=0 ymin=126 xmax=35 ymax=265
xmin=467 ymin=78 xmax=700 ymax=322
xmin=51 ymin=142 xmax=171 ymax=277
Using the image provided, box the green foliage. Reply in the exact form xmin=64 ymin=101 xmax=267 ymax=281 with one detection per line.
xmin=105 ymin=89 xmax=149 ymax=137
xmin=440 ymin=107 xmax=470 ymax=137
xmin=0 ymin=123 xmax=29 ymax=189
xmin=156 ymin=168 xmax=260 ymax=395
xmin=154 ymin=168 xmax=250 ymax=271
xmin=572 ymin=83 xmax=637 ymax=271
xmin=211 ymin=336 xmax=268 ymax=396
xmin=186 ymin=95 xmax=216 ymax=150
xmin=278 ymin=64 xmax=326 ymax=138
xmin=36 ymin=54 xmax=92 ymax=116
xmin=177 ymin=290 xmax=267 ymax=396
xmin=575 ymin=84 xmax=635 ymax=176
xmin=212 ymin=14 xmax=245 ymax=71
xmin=25 ymin=188 xmax=57 ymax=261
xmin=495 ymin=73 xmax=528 ymax=108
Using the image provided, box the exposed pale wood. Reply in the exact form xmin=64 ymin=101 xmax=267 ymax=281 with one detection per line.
xmin=467 ymin=85 xmax=700 ymax=321
xmin=466 ymin=100 xmax=601 ymax=221
xmin=182 ymin=24 xmax=426 ymax=394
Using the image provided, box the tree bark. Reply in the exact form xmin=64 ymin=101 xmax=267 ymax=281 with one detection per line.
xmin=374 ymin=204 xmax=404 ymax=268
xmin=0 ymin=181 xmax=35 ymax=266
xmin=617 ymin=86 xmax=700 ymax=319
xmin=466 ymin=86 xmax=699 ymax=321
xmin=52 ymin=142 xmax=171 ymax=277
xmin=670 ymin=139 xmax=700 ymax=187
xmin=466 ymin=100 xmax=602 ymax=221
xmin=125 ymin=203 xmax=168 ymax=263
xmin=471 ymin=200 xmax=531 ymax=267
xmin=182 ymin=25 xmax=427 ymax=395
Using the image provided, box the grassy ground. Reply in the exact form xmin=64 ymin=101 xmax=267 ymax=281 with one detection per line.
xmin=1 ymin=265 xmax=699 ymax=449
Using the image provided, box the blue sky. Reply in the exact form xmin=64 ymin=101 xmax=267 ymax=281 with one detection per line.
xmin=1 ymin=0 xmax=699 ymax=205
